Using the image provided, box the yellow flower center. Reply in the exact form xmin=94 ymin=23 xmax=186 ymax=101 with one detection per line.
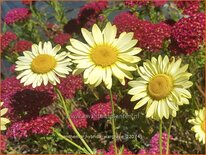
xmin=148 ymin=74 xmax=173 ymax=100
xmin=90 ymin=44 xmax=118 ymax=67
xmin=31 ymin=54 xmax=56 ymax=74
xmin=201 ymin=120 xmax=205 ymax=132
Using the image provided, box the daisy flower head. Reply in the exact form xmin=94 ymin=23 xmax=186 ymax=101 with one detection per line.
xmin=15 ymin=41 xmax=72 ymax=88
xmin=67 ymin=22 xmax=141 ymax=89
xmin=188 ymin=108 xmax=205 ymax=144
xmin=0 ymin=102 xmax=10 ymax=131
xmin=128 ymin=55 xmax=193 ymax=120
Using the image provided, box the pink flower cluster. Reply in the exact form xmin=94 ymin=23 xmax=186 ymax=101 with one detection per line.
xmin=68 ymin=109 xmax=88 ymax=129
xmin=4 ymin=8 xmax=30 ymax=25
xmin=14 ymin=40 xmax=32 ymax=52
xmin=113 ymin=12 xmax=171 ymax=52
xmin=170 ymin=13 xmax=205 ymax=55
xmin=53 ymin=33 xmax=70 ymax=46
xmin=175 ymin=0 xmax=200 ymax=16
xmin=124 ymin=0 xmax=167 ymax=7
xmin=89 ymin=94 xmax=117 ymax=121
xmin=57 ymin=75 xmax=83 ymax=99
xmin=97 ymin=143 xmax=132 ymax=154
xmin=78 ymin=0 xmax=108 ymax=28
xmin=0 ymin=31 xmax=17 ymax=51
xmin=138 ymin=132 xmax=173 ymax=154
xmin=6 ymin=114 xmax=60 ymax=139
xmin=89 ymin=100 xmax=112 ymax=121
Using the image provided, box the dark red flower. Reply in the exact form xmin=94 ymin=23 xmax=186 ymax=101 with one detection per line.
xmin=0 ymin=32 xmax=17 ymax=51
xmin=1 ymin=77 xmax=55 ymax=122
xmin=68 ymin=109 xmax=88 ymax=129
xmin=63 ymin=19 xmax=82 ymax=35
xmin=77 ymin=1 xmax=108 ymax=28
xmin=4 ymin=8 xmax=30 ymax=25
xmin=14 ymin=40 xmax=32 ymax=52
xmin=170 ymin=13 xmax=205 ymax=55
xmin=53 ymin=33 xmax=70 ymax=46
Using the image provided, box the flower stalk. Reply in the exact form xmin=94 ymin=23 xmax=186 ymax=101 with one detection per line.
xmin=109 ymin=89 xmax=118 ymax=155
xmin=55 ymin=87 xmax=93 ymax=154
xmin=166 ymin=117 xmax=173 ymax=154
xmin=53 ymin=128 xmax=90 ymax=154
xmin=159 ymin=119 xmax=163 ymax=155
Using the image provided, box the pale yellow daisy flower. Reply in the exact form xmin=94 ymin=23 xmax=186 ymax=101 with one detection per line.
xmin=67 ymin=22 xmax=141 ymax=89
xmin=128 ymin=55 xmax=193 ymax=120
xmin=188 ymin=108 xmax=205 ymax=144
xmin=15 ymin=41 xmax=72 ymax=88
xmin=0 ymin=102 xmax=10 ymax=131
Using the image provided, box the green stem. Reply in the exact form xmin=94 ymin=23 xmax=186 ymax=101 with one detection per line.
xmin=109 ymin=89 xmax=118 ymax=155
xmin=159 ymin=119 xmax=163 ymax=155
xmin=53 ymin=129 xmax=89 ymax=154
xmin=55 ymin=88 xmax=93 ymax=154
xmin=166 ymin=117 xmax=173 ymax=155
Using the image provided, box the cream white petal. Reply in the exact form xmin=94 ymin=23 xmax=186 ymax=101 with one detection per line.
xmin=119 ymin=40 xmax=138 ymax=52
xmin=131 ymin=91 xmax=147 ymax=101
xmin=51 ymin=44 xmax=61 ymax=55
xmin=32 ymin=44 xmax=39 ymax=56
xmin=70 ymin=39 xmax=90 ymax=53
xmin=146 ymin=100 xmax=158 ymax=118
xmin=92 ymin=24 xmax=103 ymax=44
xmin=116 ymin=32 xmax=134 ymax=49
xmin=83 ymin=65 xmax=95 ymax=80
xmin=67 ymin=45 xmax=88 ymax=55
xmin=103 ymin=22 xmax=117 ymax=43
xmin=81 ymin=28 xmax=95 ymax=46
xmin=0 ymin=108 xmax=8 ymax=116
xmin=134 ymin=96 xmax=150 ymax=110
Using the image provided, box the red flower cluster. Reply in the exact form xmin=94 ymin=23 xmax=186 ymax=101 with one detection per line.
xmin=0 ymin=134 xmax=7 ymax=151
xmin=0 ymin=31 xmax=17 ymax=51
xmin=138 ymin=132 xmax=173 ymax=154
xmin=53 ymin=33 xmax=70 ymax=46
xmin=113 ymin=12 xmax=139 ymax=35
xmin=113 ymin=12 xmax=171 ymax=52
xmin=124 ymin=0 xmax=167 ymax=7
xmin=14 ymin=40 xmax=32 ymax=53
xmin=4 ymin=8 xmax=30 ymax=25
xmin=89 ymin=95 xmax=117 ymax=121
xmin=57 ymin=75 xmax=83 ymax=99
xmin=98 ymin=143 xmax=132 ymax=154
xmin=124 ymin=0 xmax=149 ymax=7
xmin=175 ymin=0 xmax=200 ymax=16
xmin=170 ymin=13 xmax=205 ymax=55
xmin=89 ymin=101 xmax=112 ymax=121
xmin=6 ymin=114 xmax=60 ymax=139
xmin=22 ymin=0 xmax=33 ymax=5
xmin=68 ymin=109 xmax=88 ymax=129
xmin=1 ymin=77 xmax=55 ymax=122
xmin=78 ymin=0 xmax=108 ymax=28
